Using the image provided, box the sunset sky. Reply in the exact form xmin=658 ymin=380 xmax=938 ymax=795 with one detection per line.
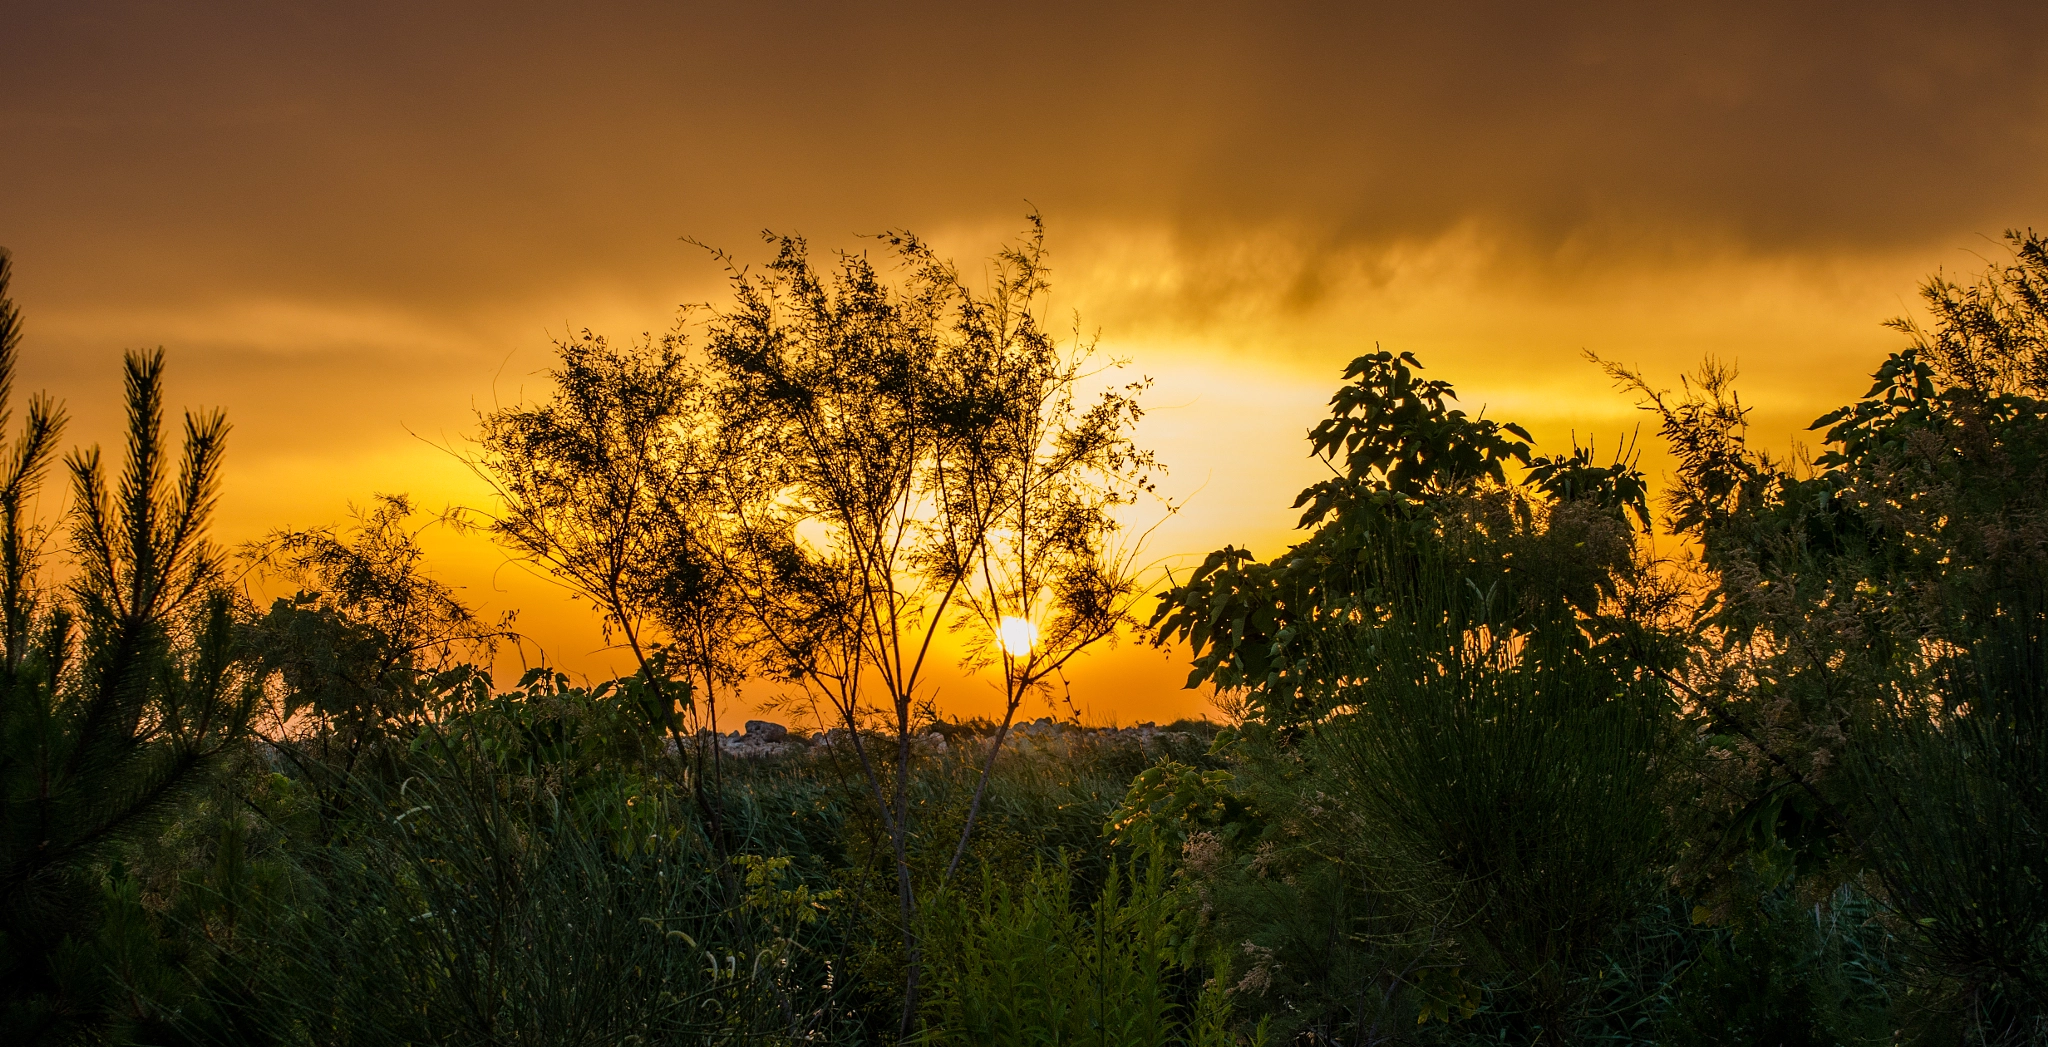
xmin=5 ymin=2 xmax=2046 ymax=725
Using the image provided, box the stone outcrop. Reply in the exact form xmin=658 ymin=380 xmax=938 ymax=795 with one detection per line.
xmin=665 ymin=720 xmax=808 ymax=760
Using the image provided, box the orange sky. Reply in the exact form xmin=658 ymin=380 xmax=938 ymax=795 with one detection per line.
xmin=5 ymin=2 xmax=2046 ymax=725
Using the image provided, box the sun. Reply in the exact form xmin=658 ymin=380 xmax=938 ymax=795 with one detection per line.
xmin=997 ymin=616 xmax=1039 ymax=657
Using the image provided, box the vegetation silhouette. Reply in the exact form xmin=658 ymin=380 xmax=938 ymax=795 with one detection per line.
xmin=2 ymin=228 xmax=2048 ymax=1045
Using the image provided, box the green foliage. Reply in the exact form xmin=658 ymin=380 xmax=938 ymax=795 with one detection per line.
xmin=1658 ymin=887 xmax=1897 ymax=1047
xmin=1298 ymin=349 xmax=1533 ymax=514
xmin=244 ymin=495 xmax=505 ymax=713
xmin=691 ymin=217 xmax=1165 ymax=1031
xmin=919 ymin=849 xmax=1244 ymax=1047
xmin=468 ymin=220 xmax=1164 ymax=1034
xmin=1104 ymin=751 xmax=1259 ymax=855
xmin=1150 ymin=349 xmax=1655 ymax=731
xmin=1138 ymin=338 xmax=1687 ymax=1043
xmin=1602 ymin=229 xmax=2048 ymax=1039
xmin=19 ymin=226 xmax=2048 ymax=1045
xmin=240 ymin=495 xmax=512 ymax=798
xmin=440 ymin=664 xmax=678 ymax=781
xmin=1308 ymin=580 xmax=1677 ymax=1036
xmin=1159 ymin=755 xmax=1429 ymax=1044
xmin=469 ymin=325 xmax=738 ymax=709
xmin=1842 ymin=607 xmax=2048 ymax=1022
xmin=0 ymin=302 xmax=253 ymax=1042
xmin=1525 ymin=441 xmax=1653 ymax=533
xmin=214 ymin=749 xmax=800 ymax=1045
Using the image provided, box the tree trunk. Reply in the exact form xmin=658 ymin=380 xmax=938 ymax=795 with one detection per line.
xmin=894 ymin=720 xmax=922 ymax=1041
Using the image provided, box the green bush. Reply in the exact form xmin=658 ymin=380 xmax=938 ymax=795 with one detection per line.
xmin=919 ymin=848 xmax=1247 ymax=1047
xmin=198 ymin=738 xmax=858 ymax=1046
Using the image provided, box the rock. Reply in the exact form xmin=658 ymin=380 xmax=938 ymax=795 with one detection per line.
xmin=744 ymin=720 xmax=789 ymax=743
xmin=1017 ymin=717 xmax=1058 ymax=737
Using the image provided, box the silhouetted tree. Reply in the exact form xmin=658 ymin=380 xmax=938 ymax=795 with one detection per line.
xmin=1606 ymin=230 xmax=2048 ymax=1034
xmin=0 ymin=249 xmax=249 ymax=1042
xmin=467 ymin=326 xmax=744 ymax=842
xmin=703 ymin=217 xmax=1158 ymax=1036
xmin=239 ymin=493 xmax=510 ymax=832
xmin=1145 ymin=349 xmax=1676 ymax=1041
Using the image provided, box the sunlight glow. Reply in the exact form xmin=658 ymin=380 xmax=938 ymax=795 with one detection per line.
xmin=997 ymin=616 xmax=1039 ymax=658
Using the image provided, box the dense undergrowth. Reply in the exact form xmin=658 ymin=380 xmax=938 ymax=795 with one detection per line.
xmin=7 ymin=229 xmax=2048 ymax=1045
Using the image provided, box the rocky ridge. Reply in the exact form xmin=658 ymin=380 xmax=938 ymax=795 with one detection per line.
xmin=675 ymin=716 xmax=1199 ymax=760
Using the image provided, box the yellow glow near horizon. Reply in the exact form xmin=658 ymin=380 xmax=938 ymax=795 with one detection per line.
xmin=8 ymin=2 xmax=2041 ymax=728
xmin=997 ymin=616 xmax=1039 ymax=658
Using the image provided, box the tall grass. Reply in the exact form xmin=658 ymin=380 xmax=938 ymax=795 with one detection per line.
xmin=195 ymin=727 xmax=861 ymax=1045
xmin=918 ymin=848 xmax=1246 ymax=1047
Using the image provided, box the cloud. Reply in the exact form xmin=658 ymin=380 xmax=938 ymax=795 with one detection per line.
xmin=8 ymin=2 xmax=2044 ymax=306
xmin=5 ymin=1 xmax=2043 ymax=708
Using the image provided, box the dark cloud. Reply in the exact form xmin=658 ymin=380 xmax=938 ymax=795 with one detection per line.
xmin=5 ymin=1 xmax=2044 ymax=314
